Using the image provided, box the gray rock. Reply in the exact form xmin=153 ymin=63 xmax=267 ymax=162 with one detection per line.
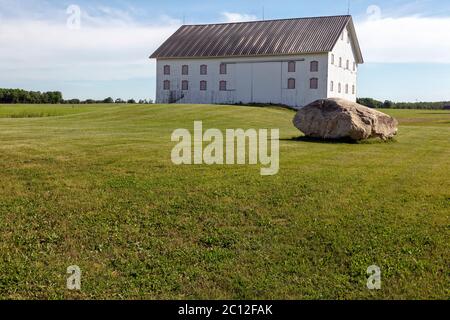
xmin=293 ymin=98 xmax=398 ymax=141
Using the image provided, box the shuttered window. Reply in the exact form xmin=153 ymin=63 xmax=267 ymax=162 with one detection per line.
xmin=200 ymin=65 xmax=207 ymax=75
xmin=219 ymin=81 xmax=227 ymax=91
xmin=163 ymin=65 xmax=170 ymax=75
xmin=288 ymin=78 xmax=296 ymax=89
xmin=288 ymin=61 xmax=296 ymax=72
xmin=182 ymin=80 xmax=189 ymax=91
xmin=310 ymin=78 xmax=318 ymax=89
xmin=163 ymin=80 xmax=170 ymax=90
xmin=200 ymin=81 xmax=207 ymax=91
xmin=182 ymin=65 xmax=189 ymax=75
xmin=220 ymin=63 xmax=227 ymax=75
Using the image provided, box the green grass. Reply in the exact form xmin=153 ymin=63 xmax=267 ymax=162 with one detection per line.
xmin=0 ymin=104 xmax=101 ymax=118
xmin=379 ymin=109 xmax=450 ymax=127
xmin=0 ymin=104 xmax=448 ymax=300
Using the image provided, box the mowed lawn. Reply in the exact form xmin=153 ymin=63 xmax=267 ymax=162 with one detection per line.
xmin=0 ymin=104 xmax=448 ymax=300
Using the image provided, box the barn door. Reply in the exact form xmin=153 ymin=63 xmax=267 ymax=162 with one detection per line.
xmin=251 ymin=62 xmax=282 ymax=104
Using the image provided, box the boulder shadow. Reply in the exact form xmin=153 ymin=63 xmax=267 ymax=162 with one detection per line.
xmin=281 ymin=136 xmax=397 ymax=145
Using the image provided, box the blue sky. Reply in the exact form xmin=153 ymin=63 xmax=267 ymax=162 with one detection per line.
xmin=1 ymin=0 xmax=450 ymax=102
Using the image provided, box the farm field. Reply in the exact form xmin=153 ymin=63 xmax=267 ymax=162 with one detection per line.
xmin=0 ymin=104 xmax=448 ymax=299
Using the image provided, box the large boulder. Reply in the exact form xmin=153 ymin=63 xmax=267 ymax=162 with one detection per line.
xmin=293 ymin=98 xmax=398 ymax=141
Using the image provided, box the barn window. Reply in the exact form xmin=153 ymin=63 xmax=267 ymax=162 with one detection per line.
xmin=346 ymin=60 xmax=349 ymax=70
xmin=182 ymin=65 xmax=189 ymax=75
xmin=287 ymin=78 xmax=296 ymax=89
xmin=310 ymin=61 xmax=319 ymax=72
xmin=352 ymin=85 xmax=355 ymax=95
xmin=345 ymin=84 xmax=349 ymax=94
xmin=163 ymin=80 xmax=170 ymax=90
xmin=219 ymin=81 xmax=227 ymax=91
xmin=163 ymin=65 xmax=170 ymax=75
xmin=339 ymin=58 xmax=342 ymax=68
xmin=200 ymin=80 xmax=207 ymax=91
xmin=200 ymin=65 xmax=207 ymax=75
xmin=220 ymin=63 xmax=227 ymax=75
xmin=288 ymin=61 xmax=296 ymax=73
xmin=310 ymin=78 xmax=318 ymax=89
xmin=182 ymin=80 xmax=189 ymax=91
xmin=338 ymin=83 xmax=342 ymax=93
xmin=330 ymin=81 xmax=334 ymax=92
xmin=331 ymin=54 xmax=335 ymax=65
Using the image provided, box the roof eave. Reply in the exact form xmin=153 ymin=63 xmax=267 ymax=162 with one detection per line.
xmin=149 ymin=51 xmax=333 ymax=60
xmin=347 ymin=17 xmax=364 ymax=64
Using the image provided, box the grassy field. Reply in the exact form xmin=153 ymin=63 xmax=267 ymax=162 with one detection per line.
xmin=0 ymin=104 xmax=448 ymax=300
xmin=0 ymin=104 xmax=101 ymax=118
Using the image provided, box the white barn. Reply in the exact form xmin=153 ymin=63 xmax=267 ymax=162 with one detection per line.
xmin=150 ymin=15 xmax=364 ymax=108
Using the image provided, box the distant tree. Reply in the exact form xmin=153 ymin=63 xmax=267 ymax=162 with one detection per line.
xmin=50 ymin=91 xmax=63 ymax=104
xmin=356 ymin=98 xmax=450 ymax=110
xmin=138 ymin=99 xmax=153 ymax=104
xmin=41 ymin=92 xmax=50 ymax=104
xmin=115 ymin=98 xmax=125 ymax=104
xmin=127 ymin=99 xmax=136 ymax=104
xmin=357 ymin=98 xmax=383 ymax=109
xmin=29 ymin=91 xmax=41 ymax=104
xmin=66 ymin=99 xmax=81 ymax=104
xmin=84 ymin=99 xmax=95 ymax=104
xmin=103 ymin=97 xmax=114 ymax=103
xmin=0 ymin=88 xmax=63 ymax=104
xmin=383 ymin=100 xmax=394 ymax=108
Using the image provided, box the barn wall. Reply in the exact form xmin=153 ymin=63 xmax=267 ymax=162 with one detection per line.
xmin=327 ymin=26 xmax=359 ymax=102
xmin=155 ymin=53 xmax=331 ymax=108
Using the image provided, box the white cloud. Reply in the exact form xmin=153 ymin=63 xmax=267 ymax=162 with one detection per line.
xmin=0 ymin=6 xmax=181 ymax=82
xmin=221 ymin=12 xmax=258 ymax=23
xmin=2 ymin=2 xmax=449 ymax=91
xmin=356 ymin=16 xmax=450 ymax=63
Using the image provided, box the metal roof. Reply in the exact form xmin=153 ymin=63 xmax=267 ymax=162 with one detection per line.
xmin=150 ymin=15 xmax=364 ymax=63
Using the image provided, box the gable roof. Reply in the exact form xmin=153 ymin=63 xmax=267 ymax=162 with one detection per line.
xmin=150 ymin=15 xmax=364 ymax=63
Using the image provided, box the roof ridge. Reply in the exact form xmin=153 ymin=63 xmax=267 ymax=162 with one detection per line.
xmin=182 ymin=15 xmax=351 ymax=27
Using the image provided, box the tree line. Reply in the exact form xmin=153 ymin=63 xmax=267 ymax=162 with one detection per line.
xmin=1 ymin=88 xmax=448 ymax=109
xmin=357 ymin=98 xmax=450 ymax=110
xmin=0 ymin=88 xmax=63 ymax=104
xmin=0 ymin=89 xmax=153 ymax=105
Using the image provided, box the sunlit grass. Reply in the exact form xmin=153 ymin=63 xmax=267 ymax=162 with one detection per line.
xmin=0 ymin=104 xmax=105 ymax=118
xmin=0 ymin=104 xmax=448 ymax=300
